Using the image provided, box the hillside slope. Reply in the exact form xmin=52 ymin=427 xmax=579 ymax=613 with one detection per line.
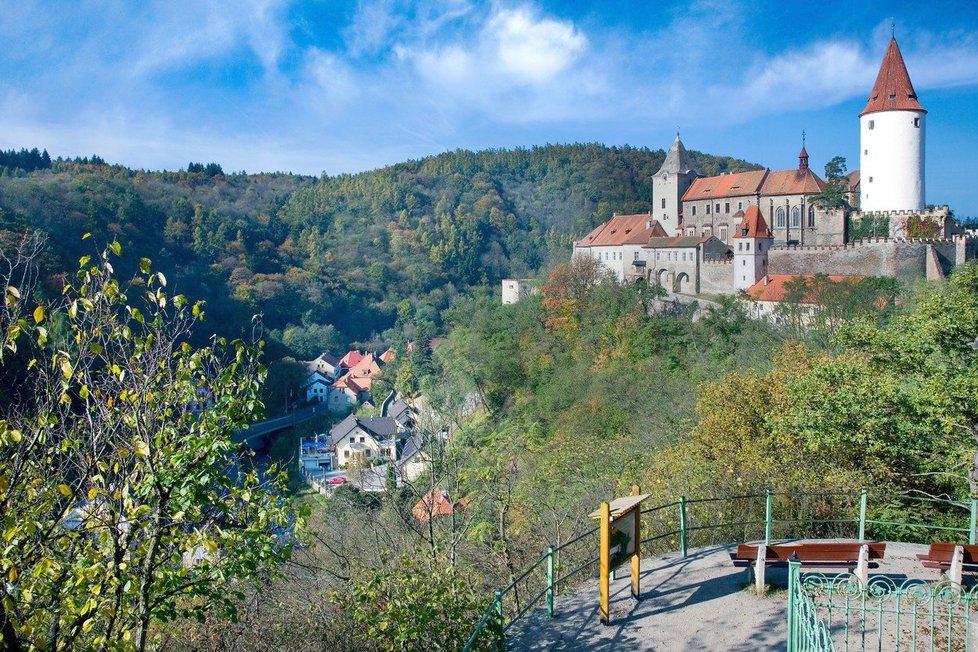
xmin=0 ymin=144 xmax=760 ymax=349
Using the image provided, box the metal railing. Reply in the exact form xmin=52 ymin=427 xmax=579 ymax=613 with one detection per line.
xmin=460 ymin=489 xmax=978 ymax=652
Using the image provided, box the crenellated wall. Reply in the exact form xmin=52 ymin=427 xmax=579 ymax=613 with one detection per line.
xmin=699 ymin=258 xmax=735 ymax=295
xmin=769 ymin=236 xmax=975 ymax=282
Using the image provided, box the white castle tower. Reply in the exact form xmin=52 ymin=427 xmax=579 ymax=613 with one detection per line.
xmin=859 ymin=37 xmax=926 ymax=212
xmin=733 ymin=205 xmax=773 ymax=291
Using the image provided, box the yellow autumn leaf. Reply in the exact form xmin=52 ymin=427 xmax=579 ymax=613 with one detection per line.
xmin=33 ymin=305 xmax=44 ymax=324
xmin=57 ymin=484 xmax=72 ymax=497
xmin=133 ymin=439 xmax=150 ymax=457
xmin=87 ymin=487 xmax=99 ymax=501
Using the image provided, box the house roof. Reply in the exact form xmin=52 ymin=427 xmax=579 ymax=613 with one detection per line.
xmin=327 ymin=415 xmax=402 ymax=448
xmin=644 ymin=235 xmax=714 ymax=249
xmin=861 ymin=38 xmax=925 ymax=117
xmin=379 ymin=348 xmax=395 ymax=364
xmin=575 ymin=214 xmax=666 ymax=247
xmin=759 ymin=167 xmax=825 ymax=196
xmin=397 ymin=433 xmax=424 ymax=466
xmin=734 ymin=205 xmax=772 ymax=239
xmin=339 ymin=350 xmax=365 ymax=367
xmin=334 ymin=353 xmax=383 ymax=392
xmin=301 ymin=371 xmax=332 ymax=389
xmin=655 ymin=135 xmax=697 ymax=176
xmin=848 ymin=170 xmax=861 ymax=190
xmin=412 ymin=488 xmax=468 ymax=524
xmin=683 ymin=170 xmax=767 ymax=202
xmin=745 ymin=274 xmax=864 ymax=303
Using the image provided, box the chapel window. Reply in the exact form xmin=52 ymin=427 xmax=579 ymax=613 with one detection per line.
xmin=792 ymin=206 xmax=800 ymax=227
xmin=776 ymin=207 xmax=785 ymax=227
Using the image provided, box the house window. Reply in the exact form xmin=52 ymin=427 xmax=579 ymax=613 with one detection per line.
xmin=661 ymin=197 xmax=666 ymax=209
xmin=724 ymin=202 xmax=730 ymax=213
xmin=634 ymin=251 xmax=639 ymax=260
xmin=913 ymin=117 xmax=920 ymax=128
xmin=776 ymin=207 xmax=785 ymax=227
xmin=360 ymin=436 xmax=365 ymax=443
xmin=706 ymin=204 xmax=711 ymax=215
xmin=344 ymin=450 xmax=350 ymax=458
xmin=792 ymin=206 xmax=800 ymax=227
xmin=808 ymin=205 xmax=816 ymax=228
xmin=868 ymin=120 xmax=875 ymax=129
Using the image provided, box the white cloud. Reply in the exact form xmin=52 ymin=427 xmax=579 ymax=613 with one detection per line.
xmin=489 ymin=8 xmax=586 ymax=83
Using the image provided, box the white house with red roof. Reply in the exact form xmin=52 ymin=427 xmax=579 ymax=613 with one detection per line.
xmin=742 ymin=274 xmax=866 ymax=323
xmin=572 ymin=212 xmax=667 ymax=281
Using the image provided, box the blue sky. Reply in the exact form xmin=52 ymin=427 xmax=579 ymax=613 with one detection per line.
xmin=3 ymin=0 xmax=978 ymax=215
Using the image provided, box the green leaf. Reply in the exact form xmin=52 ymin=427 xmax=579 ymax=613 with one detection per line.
xmin=139 ymin=258 xmax=152 ymax=274
xmin=108 ymin=241 xmax=122 ymax=256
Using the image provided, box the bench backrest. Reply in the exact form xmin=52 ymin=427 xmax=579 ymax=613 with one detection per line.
xmin=925 ymin=543 xmax=978 ymax=564
xmin=736 ymin=542 xmax=886 ymax=562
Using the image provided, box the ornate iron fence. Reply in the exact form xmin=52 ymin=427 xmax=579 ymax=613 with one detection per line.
xmin=793 ymin=569 xmax=978 ymax=652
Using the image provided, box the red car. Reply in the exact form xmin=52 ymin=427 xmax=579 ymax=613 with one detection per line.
xmin=327 ymin=476 xmax=347 ymax=485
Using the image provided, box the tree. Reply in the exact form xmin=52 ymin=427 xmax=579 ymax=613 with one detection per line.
xmin=0 ymin=243 xmax=297 ymax=651
xmin=810 ymin=155 xmax=850 ymax=210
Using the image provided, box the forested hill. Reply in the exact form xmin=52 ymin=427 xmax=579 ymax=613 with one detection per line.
xmin=0 ymin=144 xmax=759 ymax=354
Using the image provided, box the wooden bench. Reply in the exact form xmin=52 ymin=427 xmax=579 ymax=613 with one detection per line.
xmin=730 ymin=542 xmax=886 ymax=592
xmin=916 ymin=544 xmax=978 ymax=584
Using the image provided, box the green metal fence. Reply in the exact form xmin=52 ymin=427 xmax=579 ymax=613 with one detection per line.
xmin=460 ymin=490 xmax=978 ymax=652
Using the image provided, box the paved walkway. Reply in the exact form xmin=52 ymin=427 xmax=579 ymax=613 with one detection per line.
xmin=507 ymin=541 xmax=930 ymax=651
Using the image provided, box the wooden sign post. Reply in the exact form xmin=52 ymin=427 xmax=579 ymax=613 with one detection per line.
xmin=590 ymin=486 xmax=649 ymax=625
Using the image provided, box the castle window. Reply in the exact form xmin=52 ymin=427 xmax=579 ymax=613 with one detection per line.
xmin=706 ymin=204 xmax=711 ymax=215
xmin=692 ymin=206 xmax=697 ymax=216
xmin=808 ymin=205 xmax=816 ymax=228
xmin=661 ymin=197 xmax=666 ymax=208
xmin=724 ymin=202 xmax=730 ymax=213
xmin=913 ymin=117 xmax=920 ymax=128
xmin=737 ymin=201 xmax=743 ymax=210
xmin=634 ymin=251 xmax=639 ymax=260
xmin=746 ymin=242 xmax=751 ymax=251
xmin=869 ymin=177 xmax=873 ymax=183
xmin=868 ymin=120 xmax=875 ymax=129
xmin=864 ymin=149 xmax=868 ymax=155
xmin=719 ymin=227 xmax=727 ymax=241
xmin=737 ymin=243 xmax=742 ymax=251
xmin=715 ymin=204 xmax=720 ymax=214
xmin=775 ymin=207 xmax=785 ymax=227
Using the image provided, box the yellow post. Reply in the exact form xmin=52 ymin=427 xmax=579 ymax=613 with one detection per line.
xmin=599 ymin=501 xmax=610 ymax=625
xmin=631 ymin=485 xmax=641 ymax=600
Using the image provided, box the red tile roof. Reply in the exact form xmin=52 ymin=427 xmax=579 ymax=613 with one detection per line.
xmin=412 ymin=488 xmax=468 ymax=523
xmin=643 ymin=235 xmax=715 ymax=249
xmin=575 ymin=214 xmax=667 ymax=247
xmin=683 ymin=170 xmax=767 ymax=202
xmin=759 ymin=168 xmax=825 ymax=196
xmin=339 ymin=350 xmax=365 ymax=367
xmin=735 ymin=205 xmax=771 ymax=239
xmin=745 ymin=274 xmax=864 ymax=303
xmin=861 ymin=38 xmax=925 ymax=116
xmin=334 ymin=353 xmax=383 ymax=393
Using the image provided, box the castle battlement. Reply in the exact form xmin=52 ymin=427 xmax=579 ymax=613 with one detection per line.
xmin=701 ymin=258 xmax=733 ymax=266
xmin=851 ymin=205 xmax=951 ymax=218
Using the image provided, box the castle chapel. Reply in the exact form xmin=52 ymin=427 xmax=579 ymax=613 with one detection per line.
xmin=572 ymin=37 xmax=976 ymax=298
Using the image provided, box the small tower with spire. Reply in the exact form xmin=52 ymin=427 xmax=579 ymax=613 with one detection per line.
xmin=733 ymin=205 xmax=773 ymax=291
xmin=652 ymin=132 xmax=699 ymax=228
xmin=859 ymin=35 xmax=926 ymax=212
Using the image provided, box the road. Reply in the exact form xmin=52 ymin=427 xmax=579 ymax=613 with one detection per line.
xmin=233 ymin=404 xmax=327 ymax=447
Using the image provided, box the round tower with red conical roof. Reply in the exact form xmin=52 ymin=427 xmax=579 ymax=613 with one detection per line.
xmin=859 ymin=36 xmax=926 ymax=212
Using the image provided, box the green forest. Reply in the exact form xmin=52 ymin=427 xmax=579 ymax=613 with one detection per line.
xmin=0 ymin=144 xmax=758 ymax=358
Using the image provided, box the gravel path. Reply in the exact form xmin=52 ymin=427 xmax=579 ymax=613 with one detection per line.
xmin=506 ymin=541 xmax=932 ymax=651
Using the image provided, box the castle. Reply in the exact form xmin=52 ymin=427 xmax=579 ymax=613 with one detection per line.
xmin=572 ymin=37 xmax=977 ymax=298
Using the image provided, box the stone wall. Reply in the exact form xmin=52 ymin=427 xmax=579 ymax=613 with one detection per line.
xmin=768 ymin=237 xmax=972 ymax=282
xmin=700 ymin=259 xmax=735 ymax=295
